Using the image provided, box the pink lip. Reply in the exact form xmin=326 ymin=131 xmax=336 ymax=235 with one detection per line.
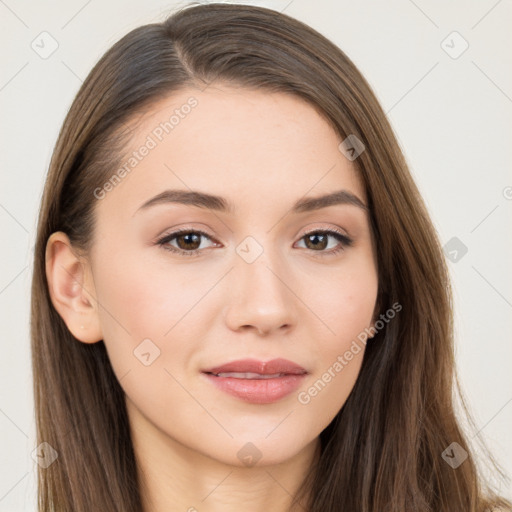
xmin=202 ymin=358 xmax=308 ymax=404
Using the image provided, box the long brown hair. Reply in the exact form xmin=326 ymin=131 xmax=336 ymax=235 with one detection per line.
xmin=31 ymin=3 xmax=510 ymax=511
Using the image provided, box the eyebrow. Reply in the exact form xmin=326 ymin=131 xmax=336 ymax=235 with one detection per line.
xmin=135 ymin=188 xmax=368 ymax=215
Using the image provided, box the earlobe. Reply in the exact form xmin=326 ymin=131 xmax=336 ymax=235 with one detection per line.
xmin=45 ymin=231 xmax=102 ymax=343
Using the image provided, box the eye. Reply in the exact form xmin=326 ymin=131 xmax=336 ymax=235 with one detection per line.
xmin=295 ymin=229 xmax=353 ymax=256
xmin=156 ymin=228 xmax=218 ymax=257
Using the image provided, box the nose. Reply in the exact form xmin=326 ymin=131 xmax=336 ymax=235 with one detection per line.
xmin=223 ymin=248 xmax=299 ymax=337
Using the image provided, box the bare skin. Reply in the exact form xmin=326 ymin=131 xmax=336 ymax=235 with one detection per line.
xmin=46 ymin=84 xmax=379 ymax=511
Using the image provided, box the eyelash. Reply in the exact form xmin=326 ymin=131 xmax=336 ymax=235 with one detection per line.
xmin=155 ymin=227 xmax=353 ymax=258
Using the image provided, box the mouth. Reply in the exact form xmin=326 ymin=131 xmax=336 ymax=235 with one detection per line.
xmin=201 ymin=358 xmax=308 ymax=404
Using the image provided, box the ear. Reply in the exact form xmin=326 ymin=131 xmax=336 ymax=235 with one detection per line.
xmin=45 ymin=231 xmax=102 ymax=343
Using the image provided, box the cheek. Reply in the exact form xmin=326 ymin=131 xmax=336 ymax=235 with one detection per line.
xmin=295 ymin=255 xmax=377 ymax=420
xmin=93 ymin=246 xmax=212 ymax=342
xmin=90 ymin=247 xmax=201 ymax=380
xmin=295 ymin=299 xmax=372 ymax=434
xmin=301 ymin=254 xmax=378 ymax=348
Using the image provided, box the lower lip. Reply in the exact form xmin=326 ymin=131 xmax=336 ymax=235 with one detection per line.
xmin=202 ymin=373 xmax=307 ymax=404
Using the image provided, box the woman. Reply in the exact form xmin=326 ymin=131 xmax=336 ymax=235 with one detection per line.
xmin=31 ymin=3 xmax=510 ymax=511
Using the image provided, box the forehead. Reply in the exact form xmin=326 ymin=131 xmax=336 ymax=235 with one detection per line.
xmin=96 ymin=84 xmax=366 ymax=217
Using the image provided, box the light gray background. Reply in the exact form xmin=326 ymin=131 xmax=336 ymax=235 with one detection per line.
xmin=1 ymin=0 xmax=511 ymax=509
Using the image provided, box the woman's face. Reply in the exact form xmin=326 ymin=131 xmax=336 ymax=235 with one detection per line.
xmin=86 ymin=84 xmax=378 ymax=467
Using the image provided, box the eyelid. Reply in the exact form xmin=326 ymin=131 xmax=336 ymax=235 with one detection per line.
xmin=296 ymin=224 xmax=351 ymax=240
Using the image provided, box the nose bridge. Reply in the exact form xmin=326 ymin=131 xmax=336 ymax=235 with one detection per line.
xmin=224 ymin=232 xmax=298 ymax=334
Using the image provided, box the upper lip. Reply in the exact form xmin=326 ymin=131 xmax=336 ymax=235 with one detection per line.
xmin=203 ymin=358 xmax=307 ymax=376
